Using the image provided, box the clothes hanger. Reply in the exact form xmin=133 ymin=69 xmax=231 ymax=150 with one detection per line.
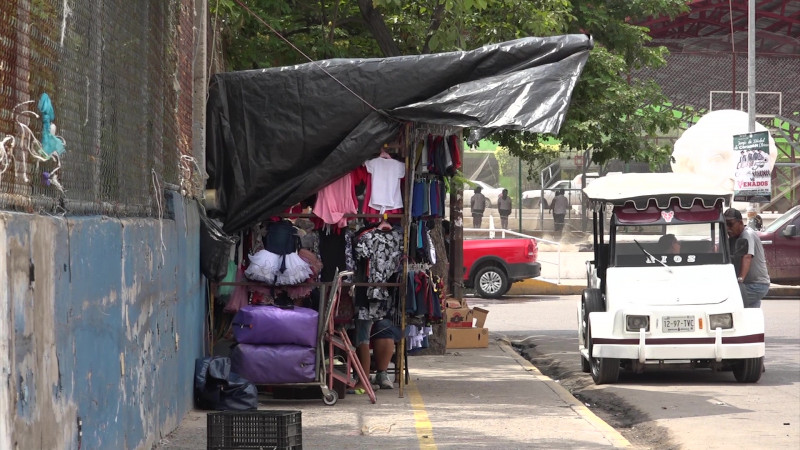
xmin=378 ymin=212 xmax=392 ymax=230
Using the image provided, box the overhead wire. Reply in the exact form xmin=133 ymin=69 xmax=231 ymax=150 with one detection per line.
xmin=231 ymin=0 xmax=386 ymax=116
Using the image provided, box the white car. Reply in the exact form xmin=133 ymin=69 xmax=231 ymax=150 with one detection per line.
xmin=462 ymin=180 xmax=504 ymax=209
xmin=521 ymin=173 xmax=601 ymax=209
xmin=578 ymin=173 xmax=765 ymax=384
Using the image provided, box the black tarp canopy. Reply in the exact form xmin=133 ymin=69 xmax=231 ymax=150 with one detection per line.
xmin=206 ymin=34 xmax=592 ymax=233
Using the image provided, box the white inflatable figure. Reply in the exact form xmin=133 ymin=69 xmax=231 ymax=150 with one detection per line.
xmin=671 ymin=109 xmax=777 ymax=194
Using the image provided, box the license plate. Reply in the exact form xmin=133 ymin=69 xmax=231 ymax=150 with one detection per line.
xmin=663 ymin=315 xmax=695 ymax=332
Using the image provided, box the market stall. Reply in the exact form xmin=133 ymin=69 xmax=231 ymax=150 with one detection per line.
xmin=201 ymin=34 xmax=593 ymax=401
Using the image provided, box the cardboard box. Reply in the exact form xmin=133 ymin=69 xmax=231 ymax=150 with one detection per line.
xmin=446 ymin=307 xmax=472 ymax=327
xmin=444 ymin=298 xmax=467 ymax=309
xmin=471 ymin=307 xmax=489 ymax=328
xmin=446 ymin=327 xmax=489 ymax=349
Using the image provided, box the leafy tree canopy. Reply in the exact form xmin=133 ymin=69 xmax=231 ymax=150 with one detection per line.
xmin=211 ymin=0 xmax=688 ymax=171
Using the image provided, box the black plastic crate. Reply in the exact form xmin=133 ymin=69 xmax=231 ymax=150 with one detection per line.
xmin=207 ymin=410 xmax=302 ymax=450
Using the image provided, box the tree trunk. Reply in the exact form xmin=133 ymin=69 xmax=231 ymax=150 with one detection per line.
xmin=357 ymin=0 xmax=401 ymax=57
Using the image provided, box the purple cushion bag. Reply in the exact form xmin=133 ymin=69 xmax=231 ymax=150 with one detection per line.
xmin=230 ymin=343 xmax=316 ymax=384
xmin=232 ymin=305 xmax=319 ymax=347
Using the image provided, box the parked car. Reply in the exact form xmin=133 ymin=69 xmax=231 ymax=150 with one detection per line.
xmin=521 ymin=172 xmax=602 ymax=209
xmin=579 ymin=173 xmax=764 ymax=385
xmin=462 ymin=236 xmax=541 ymax=298
xmin=757 ymin=205 xmax=800 ymax=285
xmin=463 ymin=180 xmax=504 ymax=210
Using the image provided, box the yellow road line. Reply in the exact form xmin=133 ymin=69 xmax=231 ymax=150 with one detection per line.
xmin=407 ymin=378 xmax=437 ymax=449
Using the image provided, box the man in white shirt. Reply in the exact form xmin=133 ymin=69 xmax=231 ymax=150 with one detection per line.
xmin=549 ymin=189 xmax=570 ymax=240
xmin=497 ymin=189 xmax=513 ymax=229
xmin=470 ymin=186 xmax=486 ymax=228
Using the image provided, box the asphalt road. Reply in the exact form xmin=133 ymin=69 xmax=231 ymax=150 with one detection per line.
xmin=469 ymin=294 xmax=800 ymax=450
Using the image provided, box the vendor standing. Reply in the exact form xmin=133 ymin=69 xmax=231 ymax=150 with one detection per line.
xmin=724 ymin=208 xmax=770 ymax=308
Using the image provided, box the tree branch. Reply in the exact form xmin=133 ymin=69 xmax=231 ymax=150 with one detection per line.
xmin=421 ymin=1 xmax=446 ymax=54
xmin=357 ymin=0 xmax=401 ymax=56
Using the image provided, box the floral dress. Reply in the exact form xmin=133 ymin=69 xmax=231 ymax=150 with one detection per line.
xmin=354 ymin=226 xmax=403 ymax=320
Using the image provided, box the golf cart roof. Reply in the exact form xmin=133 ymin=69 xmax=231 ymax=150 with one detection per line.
xmin=582 ymin=173 xmax=733 ymax=209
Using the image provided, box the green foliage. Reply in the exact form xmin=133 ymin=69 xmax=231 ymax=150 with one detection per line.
xmin=212 ymin=0 xmax=688 ymax=170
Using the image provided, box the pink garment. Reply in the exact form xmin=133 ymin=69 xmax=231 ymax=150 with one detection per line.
xmin=223 ymin=266 xmax=249 ymax=314
xmin=314 ymin=174 xmax=357 ymax=227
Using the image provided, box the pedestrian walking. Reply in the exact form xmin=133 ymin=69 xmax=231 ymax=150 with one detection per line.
xmin=549 ymin=189 xmax=570 ymax=240
xmin=497 ymin=189 xmax=512 ymax=230
xmin=470 ymin=186 xmax=486 ymax=228
xmin=724 ymin=208 xmax=770 ymax=308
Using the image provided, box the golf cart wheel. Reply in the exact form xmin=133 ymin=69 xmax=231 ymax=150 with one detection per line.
xmin=581 ymin=289 xmax=605 ymax=347
xmin=733 ymin=357 xmax=763 ymax=383
xmin=588 ymin=321 xmax=619 ymax=385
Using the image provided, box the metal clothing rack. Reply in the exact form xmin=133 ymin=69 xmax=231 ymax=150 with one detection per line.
xmin=210 ymin=121 xmax=459 ymax=401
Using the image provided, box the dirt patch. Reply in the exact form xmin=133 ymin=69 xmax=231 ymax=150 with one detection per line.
xmin=515 ymin=343 xmax=678 ymax=450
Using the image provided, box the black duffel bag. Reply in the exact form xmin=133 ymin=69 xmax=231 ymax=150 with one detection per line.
xmin=194 ymin=356 xmax=258 ymax=410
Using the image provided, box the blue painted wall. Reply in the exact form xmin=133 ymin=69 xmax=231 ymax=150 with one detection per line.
xmin=0 ymin=191 xmax=204 ymax=449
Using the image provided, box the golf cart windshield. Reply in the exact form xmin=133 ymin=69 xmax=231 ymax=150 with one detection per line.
xmin=612 ymin=200 xmax=728 ymax=268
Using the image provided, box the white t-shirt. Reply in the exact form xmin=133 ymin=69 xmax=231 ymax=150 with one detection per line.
xmin=365 ymin=157 xmax=405 ymax=211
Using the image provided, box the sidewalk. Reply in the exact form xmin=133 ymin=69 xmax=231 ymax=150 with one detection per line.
xmin=156 ymin=340 xmax=630 ymax=449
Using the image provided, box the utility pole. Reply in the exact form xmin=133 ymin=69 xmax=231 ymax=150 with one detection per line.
xmin=747 ymin=1 xmax=762 ymax=215
xmin=747 ymin=0 xmax=756 ymax=132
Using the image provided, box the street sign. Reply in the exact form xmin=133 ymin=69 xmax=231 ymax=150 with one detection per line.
xmin=732 ymin=131 xmax=771 ymax=203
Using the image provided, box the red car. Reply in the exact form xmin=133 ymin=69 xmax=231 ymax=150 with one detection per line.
xmin=757 ymin=205 xmax=800 ymax=285
xmin=462 ymin=237 xmax=541 ymax=298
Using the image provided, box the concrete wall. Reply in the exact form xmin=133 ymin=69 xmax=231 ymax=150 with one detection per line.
xmin=0 ymin=191 xmax=204 ymax=450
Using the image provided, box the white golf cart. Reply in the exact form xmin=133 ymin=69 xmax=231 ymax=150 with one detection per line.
xmin=578 ymin=173 xmax=764 ymax=384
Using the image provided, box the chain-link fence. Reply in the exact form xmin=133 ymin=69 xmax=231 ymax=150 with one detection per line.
xmin=0 ymin=0 xmax=199 ymax=217
xmin=636 ymin=52 xmax=800 ymax=209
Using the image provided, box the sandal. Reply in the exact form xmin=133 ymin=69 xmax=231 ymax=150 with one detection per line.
xmin=346 ymin=388 xmax=366 ymax=395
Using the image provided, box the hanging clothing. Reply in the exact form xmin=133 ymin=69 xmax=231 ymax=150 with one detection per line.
xmin=411 ymin=180 xmax=426 ymax=218
xmin=318 ymin=228 xmax=355 ymax=283
xmin=364 ymin=156 xmax=405 ymax=212
xmin=353 ymin=165 xmax=403 ymax=220
xmin=354 ymin=226 xmax=403 ymax=320
xmin=313 ymin=174 xmax=357 ymax=228
xmin=244 ymin=250 xmax=313 ymax=285
xmin=447 ymin=134 xmax=462 ymax=171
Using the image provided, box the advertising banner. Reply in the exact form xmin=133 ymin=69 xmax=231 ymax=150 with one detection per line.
xmin=733 ymin=131 xmax=771 ymax=203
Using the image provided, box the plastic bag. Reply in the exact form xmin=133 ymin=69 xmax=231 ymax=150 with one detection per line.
xmin=194 ymin=356 xmax=258 ymax=411
xmin=199 ymin=205 xmax=238 ymax=282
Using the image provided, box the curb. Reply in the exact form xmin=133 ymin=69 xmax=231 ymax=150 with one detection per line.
xmin=508 ymin=278 xmax=584 ymax=296
xmin=496 ymin=339 xmax=632 ymax=448
xmin=508 ymin=278 xmax=800 ymax=299
xmin=765 ymin=285 xmax=800 ymax=299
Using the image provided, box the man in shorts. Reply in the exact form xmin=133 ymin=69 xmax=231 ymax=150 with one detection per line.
xmin=354 ymin=318 xmax=402 ymax=390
